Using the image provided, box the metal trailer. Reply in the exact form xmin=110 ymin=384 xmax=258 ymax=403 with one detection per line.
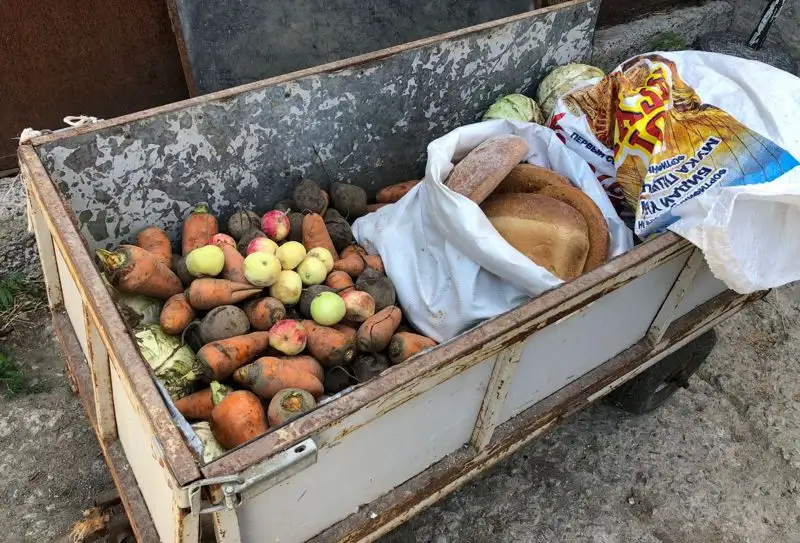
xmin=18 ymin=1 xmax=764 ymax=541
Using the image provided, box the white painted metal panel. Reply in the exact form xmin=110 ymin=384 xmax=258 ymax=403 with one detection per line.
xmin=54 ymin=246 xmax=88 ymax=357
xmin=236 ymin=359 xmax=495 ymax=543
xmin=673 ymin=260 xmax=728 ymax=319
xmin=110 ymin=359 xmax=177 ymax=542
xmin=498 ymin=253 xmax=690 ymax=424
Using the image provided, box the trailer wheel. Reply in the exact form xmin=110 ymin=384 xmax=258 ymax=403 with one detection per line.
xmin=607 ymin=330 xmax=717 ymax=414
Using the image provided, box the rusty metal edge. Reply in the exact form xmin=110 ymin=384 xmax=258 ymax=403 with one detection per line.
xmin=164 ymin=0 xmax=198 ymax=97
xmin=18 ymin=144 xmax=202 ymax=486
xmin=309 ymin=288 xmax=765 ymax=543
xmin=51 ymin=309 xmax=161 ymax=543
xmin=203 ymin=233 xmax=690 ymax=477
xmin=27 ymin=0 xmax=595 ymax=147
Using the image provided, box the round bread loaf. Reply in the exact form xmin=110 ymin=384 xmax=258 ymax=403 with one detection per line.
xmin=446 ymin=135 xmax=529 ymax=204
xmin=494 ymin=164 xmax=571 ymax=194
xmin=537 ymin=185 xmax=609 ymax=272
xmin=481 ymin=193 xmax=589 ymax=280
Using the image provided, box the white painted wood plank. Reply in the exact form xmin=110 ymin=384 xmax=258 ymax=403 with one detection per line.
xmin=55 ymin=246 xmax=88 ymax=357
xmin=25 ymin=185 xmax=62 ymax=307
xmin=673 ymin=260 xmax=728 ymax=320
xmin=498 ymin=253 xmax=690 ymax=424
xmin=111 ymin=359 xmax=178 ymax=543
xmin=86 ymin=315 xmax=117 ymax=442
xmin=646 ymin=248 xmax=705 ymax=344
xmin=212 ymin=510 xmax=242 ymax=543
xmin=236 ymin=359 xmax=494 ymax=543
xmin=470 ymin=343 xmax=524 ymax=452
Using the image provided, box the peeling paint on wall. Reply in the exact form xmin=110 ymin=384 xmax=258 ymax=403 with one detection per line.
xmin=38 ymin=1 xmax=599 ymax=251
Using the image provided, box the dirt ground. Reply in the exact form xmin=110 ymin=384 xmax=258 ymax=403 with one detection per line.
xmin=1 ymin=170 xmax=799 ymax=542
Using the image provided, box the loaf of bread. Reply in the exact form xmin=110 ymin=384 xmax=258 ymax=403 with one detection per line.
xmin=494 ymin=164 xmax=571 ymax=194
xmin=481 ymin=193 xmax=589 ymax=280
xmin=446 ymin=135 xmax=528 ymax=204
xmin=537 ymin=185 xmax=609 ymax=272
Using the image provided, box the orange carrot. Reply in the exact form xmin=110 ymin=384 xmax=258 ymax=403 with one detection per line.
xmin=174 ymin=388 xmax=214 ymax=421
xmin=234 ymin=357 xmax=324 ymax=399
xmin=357 ymin=306 xmax=402 ymax=353
xmin=97 ymin=245 xmax=183 ymax=300
xmin=197 ymin=331 xmax=271 ymax=381
xmin=185 ymin=278 xmax=262 ymax=310
xmin=366 ymin=203 xmax=390 ymax=213
xmin=340 ymin=244 xmax=366 ymax=259
xmin=267 ymin=388 xmax=316 ymax=426
xmin=364 ymin=255 xmax=384 ymax=274
xmin=182 ymin=203 xmax=218 ymax=256
xmin=220 ymin=243 xmax=248 ymax=284
xmin=160 ymin=293 xmax=196 ymax=335
xmin=325 ymin=270 xmax=354 ymax=290
xmin=332 ymin=254 xmax=365 ymax=278
xmin=332 ymin=322 xmax=358 ymax=343
xmin=243 ymin=297 xmax=286 ymax=331
xmin=210 ymin=383 xmax=268 ymax=449
xmin=136 ymin=226 xmax=173 ymax=269
xmin=302 ymin=213 xmax=339 ymax=260
xmin=388 ymin=332 xmax=437 ymax=364
xmin=376 ymin=180 xmax=419 ymax=203
xmin=279 ymin=355 xmax=324 ymax=382
xmin=302 ymin=320 xmax=357 ymax=368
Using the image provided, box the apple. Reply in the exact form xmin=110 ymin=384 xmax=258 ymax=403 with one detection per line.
xmin=296 ymin=256 xmax=328 ymax=286
xmin=262 ymin=210 xmax=290 ymax=241
xmin=276 ymin=241 xmax=306 ymax=270
xmin=310 ymin=291 xmax=346 ymax=326
xmin=307 ymin=247 xmax=334 ymax=273
xmin=186 ymin=245 xmax=225 ymax=277
xmin=269 ymin=270 xmax=303 ymax=305
xmin=340 ymin=289 xmax=375 ymax=322
xmin=210 ymin=233 xmax=236 ymax=248
xmin=243 ymin=252 xmax=281 ymax=287
xmin=247 ymin=237 xmax=279 ymax=256
xmin=269 ymin=319 xmax=307 ymax=355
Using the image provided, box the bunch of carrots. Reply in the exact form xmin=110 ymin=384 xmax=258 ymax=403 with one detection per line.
xmin=96 ymin=178 xmax=436 ymax=457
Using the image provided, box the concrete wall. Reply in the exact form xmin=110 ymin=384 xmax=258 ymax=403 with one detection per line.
xmin=729 ymin=0 xmax=800 ymax=61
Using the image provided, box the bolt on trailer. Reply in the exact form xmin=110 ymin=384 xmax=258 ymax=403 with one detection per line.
xmin=18 ymin=1 xmax=765 ymax=541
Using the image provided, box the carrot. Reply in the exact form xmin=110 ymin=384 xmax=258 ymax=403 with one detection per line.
xmin=321 ymin=190 xmax=330 ymax=216
xmin=325 ymin=270 xmax=354 ymax=290
xmin=182 ymin=203 xmax=218 ymax=256
xmin=210 ymin=383 xmax=268 ymax=449
xmin=376 ymin=180 xmax=419 ymax=203
xmin=174 ymin=388 xmax=214 ymax=421
xmin=185 ymin=278 xmax=262 ymax=310
xmin=332 ymin=322 xmax=358 ymax=343
xmin=388 ymin=332 xmax=437 ymax=364
xmin=364 ymin=255 xmax=384 ymax=274
xmin=340 ymin=245 xmax=366 ymax=259
xmin=302 ymin=213 xmax=339 ymax=260
xmin=220 ymin=243 xmax=248 ymax=284
xmin=136 ymin=226 xmax=173 ymax=269
xmin=267 ymin=388 xmax=316 ymax=426
xmin=160 ymin=293 xmax=196 ymax=335
xmin=243 ymin=297 xmax=286 ymax=331
xmin=302 ymin=320 xmax=357 ymax=368
xmin=97 ymin=245 xmax=183 ymax=300
xmin=234 ymin=357 xmax=324 ymax=399
xmin=197 ymin=331 xmax=271 ymax=381
xmin=357 ymin=306 xmax=402 ymax=353
xmin=366 ymin=203 xmax=390 ymax=213
xmin=279 ymin=355 xmax=324 ymax=382
xmin=332 ymin=254 xmax=365 ymax=278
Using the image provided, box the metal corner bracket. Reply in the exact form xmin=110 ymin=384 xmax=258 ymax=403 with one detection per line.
xmin=182 ymin=438 xmax=318 ymax=515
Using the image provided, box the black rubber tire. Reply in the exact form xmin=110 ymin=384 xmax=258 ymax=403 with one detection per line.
xmin=607 ymin=330 xmax=717 ymax=415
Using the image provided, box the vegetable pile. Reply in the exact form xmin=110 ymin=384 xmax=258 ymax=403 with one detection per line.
xmin=97 ymin=178 xmax=437 ymax=459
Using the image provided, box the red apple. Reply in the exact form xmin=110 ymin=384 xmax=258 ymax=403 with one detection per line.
xmin=269 ymin=319 xmax=307 ymax=355
xmin=262 ymin=210 xmax=290 ymax=241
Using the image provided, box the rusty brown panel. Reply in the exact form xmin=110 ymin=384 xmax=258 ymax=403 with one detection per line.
xmin=202 ymin=232 xmax=690 ymax=478
xmin=310 ymin=289 xmax=765 ymax=543
xmin=51 ymin=310 xmax=161 ymax=543
xmin=19 ymin=145 xmax=201 ymax=485
xmin=0 ymin=0 xmax=188 ymax=171
xmin=597 ymin=0 xmax=702 ymax=27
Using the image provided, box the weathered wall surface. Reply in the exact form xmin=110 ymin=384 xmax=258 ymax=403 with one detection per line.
xmin=36 ymin=2 xmax=599 ymax=252
xmin=728 ymin=0 xmax=800 ymax=62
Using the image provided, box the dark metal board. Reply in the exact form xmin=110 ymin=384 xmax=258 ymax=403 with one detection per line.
xmin=169 ymin=0 xmax=536 ymax=94
xmin=36 ymin=1 xmax=599 ymax=252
